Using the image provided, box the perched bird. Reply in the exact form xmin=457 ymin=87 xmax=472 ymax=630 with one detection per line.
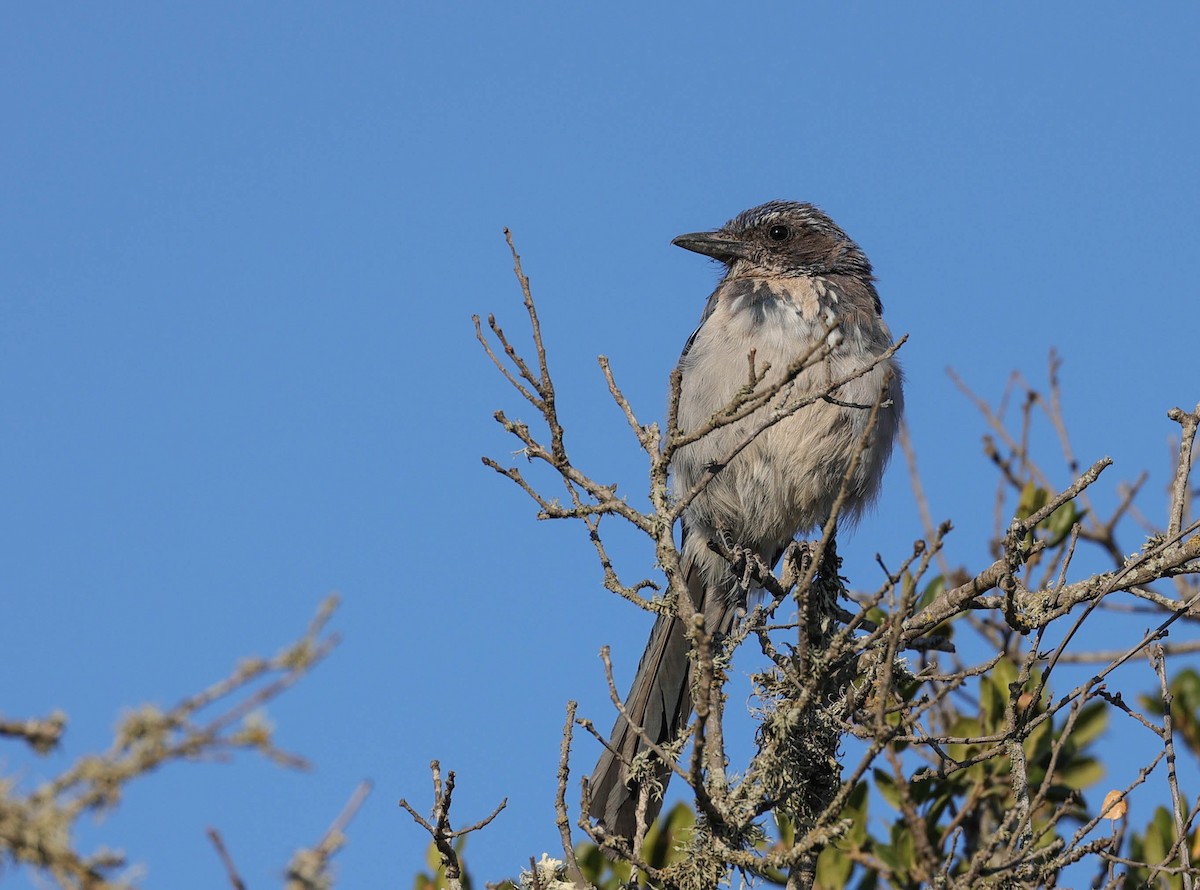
xmin=588 ymin=201 xmax=904 ymax=842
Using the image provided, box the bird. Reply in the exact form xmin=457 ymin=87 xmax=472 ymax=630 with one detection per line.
xmin=587 ymin=200 xmax=904 ymax=843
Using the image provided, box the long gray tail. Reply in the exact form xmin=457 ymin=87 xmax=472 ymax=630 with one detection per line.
xmin=588 ymin=562 xmax=739 ymax=842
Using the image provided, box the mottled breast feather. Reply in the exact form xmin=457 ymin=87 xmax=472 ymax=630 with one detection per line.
xmin=673 ymin=268 xmax=902 ymax=600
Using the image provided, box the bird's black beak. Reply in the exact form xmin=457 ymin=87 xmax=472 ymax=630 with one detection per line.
xmin=671 ymin=230 xmax=749 ymax=262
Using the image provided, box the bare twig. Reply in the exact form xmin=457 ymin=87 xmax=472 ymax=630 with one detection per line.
xmin=399 ymin=761 xmax=507 ymax=890
xmin=1168 ymin=403 xmax=1200 ymax=540
xmin=207 ymin=828 xmax=247 ymax=890
xmin=1152 ymin=643 xmax=1194 ymax=889
xmin=0 ymin=711 xmax=66 ymax=755
xmin=553 ymin=702 xmax=586 ymax=887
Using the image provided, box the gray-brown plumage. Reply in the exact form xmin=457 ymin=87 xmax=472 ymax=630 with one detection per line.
xmin=588 ymin=201 xmax=903 ymax=843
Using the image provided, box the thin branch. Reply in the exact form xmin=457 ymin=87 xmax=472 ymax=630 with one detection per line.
xmin=399 ymin=761 xmax=507 ymax=890
xmin=1168 ymin=403 xmax=1200 ymax=539
xmin=553 ymin=702 xmax=586 ymax=887
xmin=1152 ymin=643 xmax=1194 ymax=889
xmin=207 ymin=828 xmax=247 ymax=890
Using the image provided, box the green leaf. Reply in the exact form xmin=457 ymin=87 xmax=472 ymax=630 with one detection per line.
xmin=992 ymin=655 xmax=1018 ymax=689
xmin=874 ymin=768 xmax=901 ymax=810
xmin=643 ymin=802 xmax=693 ymax=867
xmin=884 ymin=823 xmax=916 ymax=883
xmin=1138 ymin=806 xmax=1175 ymax=867
xmin=843 ymin=781 xmax=870 ymax=846
xmin=980 ymin=660 xmax=1017 ymax=730
xmin=1017 ymin=481 xmax=1048 ymax=519
xmin=1068 ymin=701 xmax=1109 ymax=748
xmin=1041 ymin=500 xmax=1081 ymax=546
xmin=1024 ymin=714 xmax=1051 ymax=758
xmin=817 ymin=846 xmax=853 ymax=890
xmin=1057 ymin=756 xmax=1104 ymax=790
xmin=918 ymin=575 xmax=945 ymax=609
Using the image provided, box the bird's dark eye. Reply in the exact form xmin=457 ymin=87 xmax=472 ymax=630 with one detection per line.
xmin=767 ymin=224 xmax=791 ymax=242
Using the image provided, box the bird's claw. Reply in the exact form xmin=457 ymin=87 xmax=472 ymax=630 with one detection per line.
xmin=716 ymin=529 xmax=771 ymax=592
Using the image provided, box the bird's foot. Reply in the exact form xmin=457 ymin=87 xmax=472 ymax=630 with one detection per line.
xmin=714 ymin=528 xmax=772 ymax=593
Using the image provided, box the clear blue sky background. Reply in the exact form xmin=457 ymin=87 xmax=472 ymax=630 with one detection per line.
xmin=3 ymin=5 xmax=1198 ymax=887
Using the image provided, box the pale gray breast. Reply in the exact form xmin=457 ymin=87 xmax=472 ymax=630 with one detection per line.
xmin=672 ymin=274 xmax=902 ymax=578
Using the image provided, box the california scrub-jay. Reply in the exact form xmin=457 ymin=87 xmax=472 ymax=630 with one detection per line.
xmin=588 ymin=201 xmax=904 ymax=842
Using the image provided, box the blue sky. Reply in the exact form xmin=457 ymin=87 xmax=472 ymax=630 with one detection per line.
xmin=2 ymin=4 xmax=1198 ymax=886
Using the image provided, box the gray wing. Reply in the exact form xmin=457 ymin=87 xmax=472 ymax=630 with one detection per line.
xmin=677 ymin=288 xmax=721 ymax=362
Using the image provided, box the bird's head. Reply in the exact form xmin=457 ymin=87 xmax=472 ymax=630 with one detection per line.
xmin=673 ymin=201 xmax=873 ymax=282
